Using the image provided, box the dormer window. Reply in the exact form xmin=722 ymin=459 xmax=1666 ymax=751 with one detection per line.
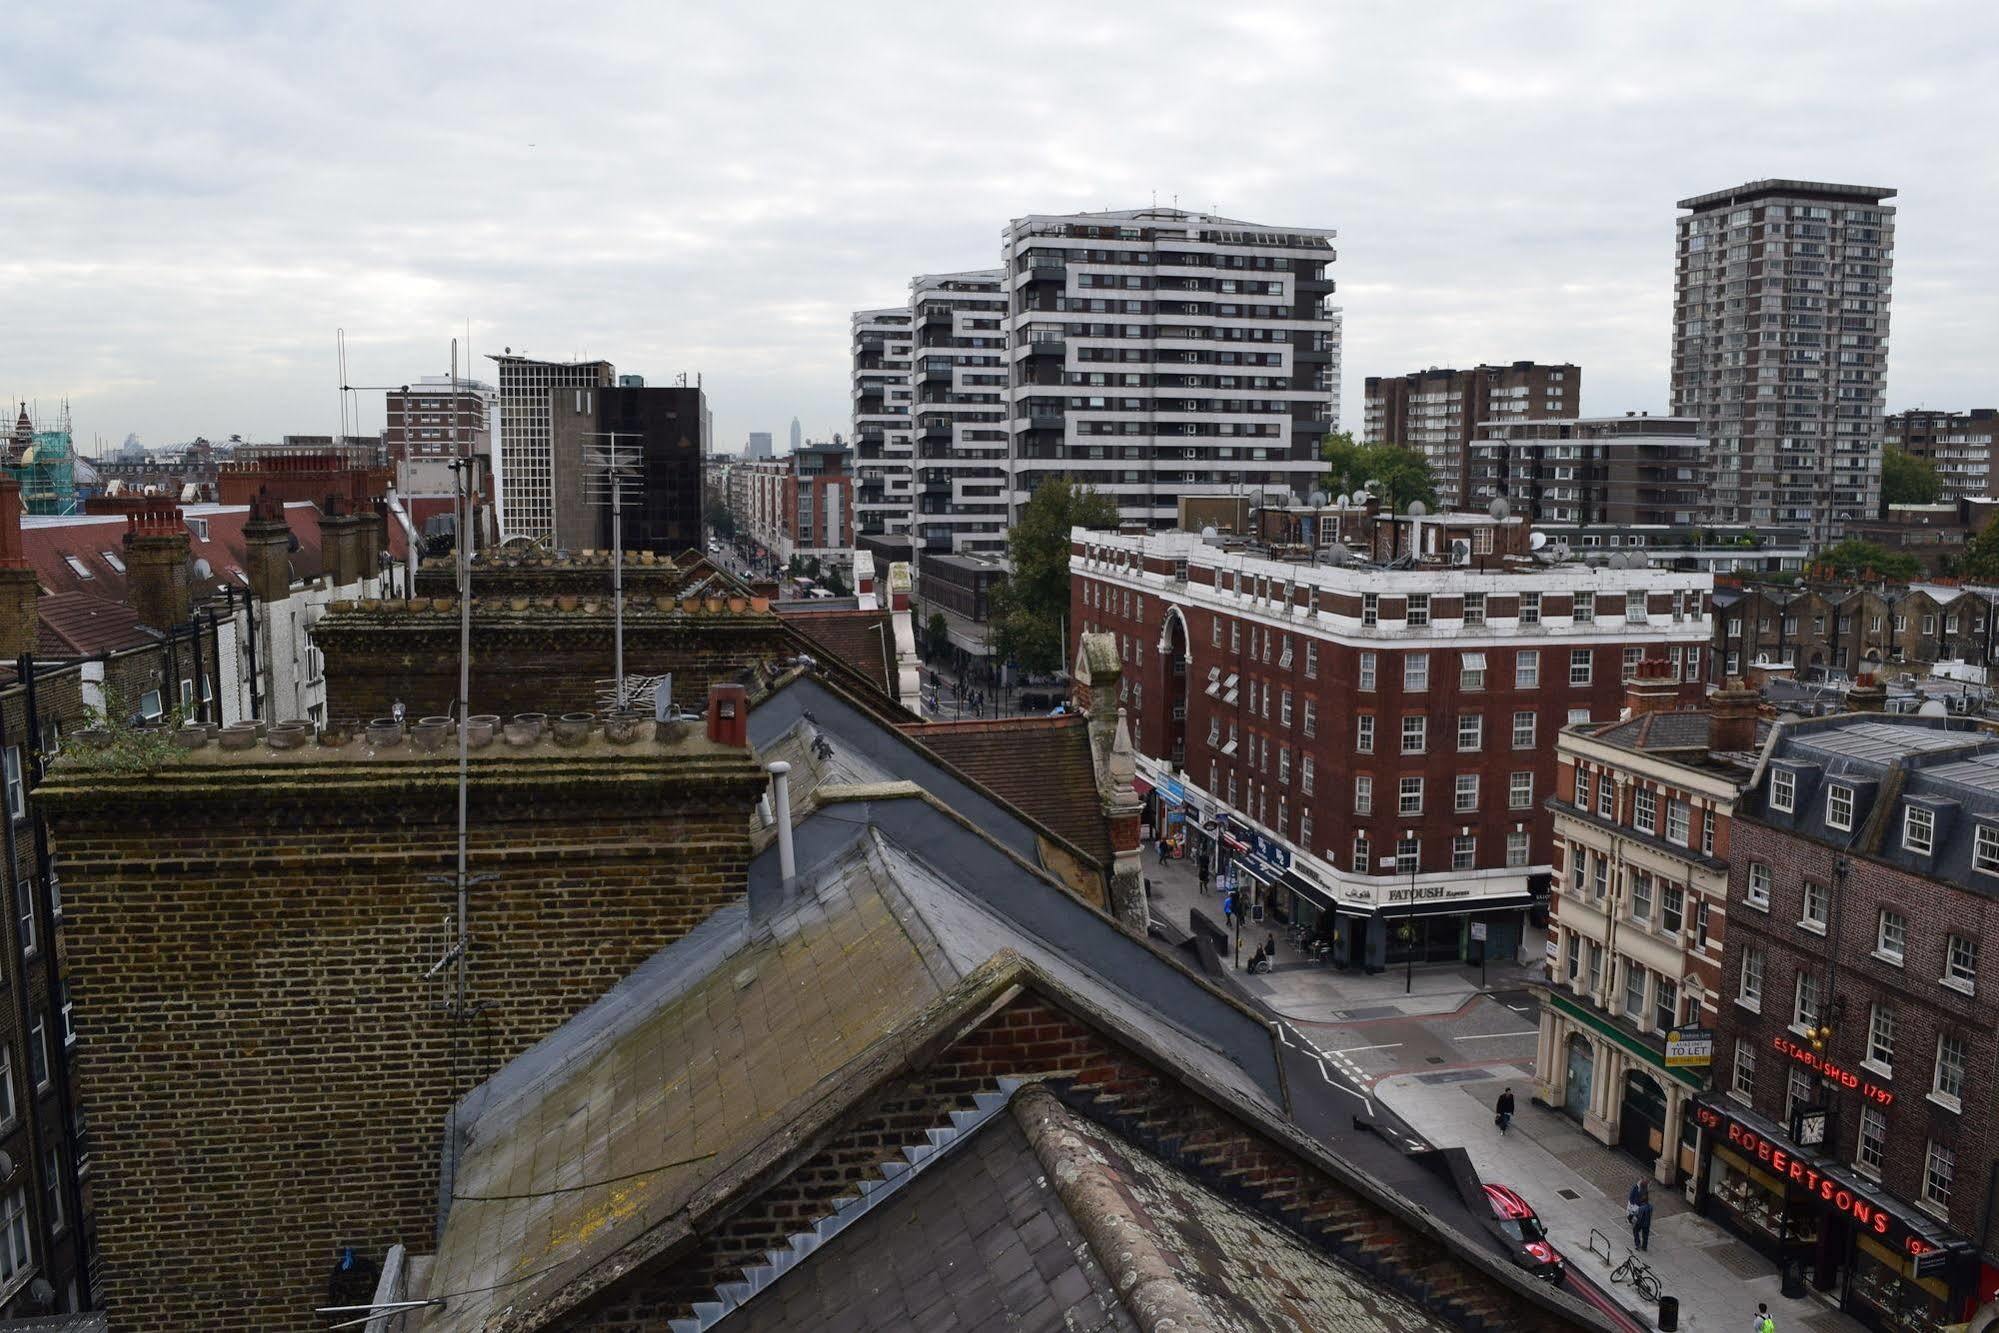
xmin=1905 ymin=806 xmax=1936 ymax=856
xmin=1771 ymin=769 xmax=1796 ymax=813
xmin=1825 ymin=782 xmax=1854 ymax=831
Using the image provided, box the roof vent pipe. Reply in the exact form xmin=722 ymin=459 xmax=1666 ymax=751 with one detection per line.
xmin=769 ymin=761 xmax=796 ymax=890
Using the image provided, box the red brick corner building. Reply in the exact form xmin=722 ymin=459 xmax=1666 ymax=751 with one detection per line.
xmin=1073 ymin=502 xmax=1710 ymax=969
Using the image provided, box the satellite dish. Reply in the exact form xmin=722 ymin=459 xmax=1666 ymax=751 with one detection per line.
xmin=193 ymin=558 xmax=213 ymax=580
xmin=1406 ymin=500 xmax=1427 ymax=518
xmin=1308 ymin=490 xmax=1328 ymax=507
xmin=1321 ymin=545 xmax=1351 ymax=565
xmin=1200 ymin=525 xmax=1218 ymax=540
xmin=1919 ymin=699 xmax=1949 ymax=718
xmin=1489 ymin=497 xmax=1511 ymax=520
xmin=1529 ymin=531 xmax=1548 ymax=551
xmin=1334 ymin=493 xmax=1350 ymax=507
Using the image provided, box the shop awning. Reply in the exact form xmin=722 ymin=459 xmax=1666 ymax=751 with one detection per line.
xmin=1367 ymin=895 xmax=1533 ymax=921
xmin=1134 ymin=775 xmax=1155 ymax=798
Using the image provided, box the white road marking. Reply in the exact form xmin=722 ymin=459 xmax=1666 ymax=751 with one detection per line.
xmin=1507 ymin=1004 xmax=1533 ymax=1014
xmin=1334 ymin=1042 xmax=1403 ymax=1054
xmin=1456 ymin=1030 xmax=1538 ymax=1040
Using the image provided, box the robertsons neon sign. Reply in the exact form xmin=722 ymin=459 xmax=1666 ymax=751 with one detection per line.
xmin=1694 ymin=1105 xmax=1940 ymax=1261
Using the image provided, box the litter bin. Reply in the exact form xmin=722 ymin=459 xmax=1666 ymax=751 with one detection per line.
xmin=1657 ymin=1294 xmax=1679 ymax=1331
xmin=1781 ymin=1259 xmax=1807 ymax=1299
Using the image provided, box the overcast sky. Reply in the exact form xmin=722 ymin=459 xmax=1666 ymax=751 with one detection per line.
xmin=4 ymin=2 xmax=1993 ymax=455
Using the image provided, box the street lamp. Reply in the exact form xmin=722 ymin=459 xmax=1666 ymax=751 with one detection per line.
xmin=1379 ymin=851 xmax=1418 ymax=994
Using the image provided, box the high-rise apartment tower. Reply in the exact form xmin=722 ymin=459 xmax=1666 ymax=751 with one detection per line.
xmin=1365 ymin=363 xmax=1579 ymax=510
xmin=850 ymin=307 xmax=914 ymax=536
xmin=909 ymin=269 xmax=1009 ymax=556
xmin=1002 ymin=208 xmax=1339 ymax=531
xmin=1671 ymin=180 xmax=1895 ymax=545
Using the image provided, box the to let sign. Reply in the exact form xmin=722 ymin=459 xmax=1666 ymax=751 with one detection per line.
xmin=1665 ymin=1028 xmax=1714 ymax=1067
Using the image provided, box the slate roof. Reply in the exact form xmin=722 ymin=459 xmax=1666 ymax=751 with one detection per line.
xmin=1585 ymin=709 xmax=1772 ymax=755
xmin=420 ymin=814 xmax=1288 ymax=1332
xmin=36 ymin=591 xmax=158 ymax=656
xmin=895 ymin=715 xmax=1111 ymax=866
xmin=776 ymin=607 xmax=896 ymax=699
xmin=751 ymin=674 xmax=1107 ymax=878
xmin=727 ymin=1113 xmax=1136 ymax=1333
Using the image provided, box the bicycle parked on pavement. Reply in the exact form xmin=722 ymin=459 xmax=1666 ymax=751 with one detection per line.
xmin=1610 ymin=1251 xmax=1661 ymax=1301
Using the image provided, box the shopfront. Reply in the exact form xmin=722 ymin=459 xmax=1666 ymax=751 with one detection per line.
xmin=1692 ymin=1099 xmax=1978 ymax=1332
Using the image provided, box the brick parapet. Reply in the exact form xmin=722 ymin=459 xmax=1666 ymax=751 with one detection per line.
xmin=37 ymin=738 xmax=765 ymax=1332
xmin=312 ymin=601 xmax=790 ymax=718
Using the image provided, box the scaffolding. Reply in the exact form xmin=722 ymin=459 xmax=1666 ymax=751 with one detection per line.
xmin=7 ymin=401 xmax=78 ymax=515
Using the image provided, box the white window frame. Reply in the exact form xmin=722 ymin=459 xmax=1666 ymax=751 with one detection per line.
xmin=1509 ymin=771 xmax=1533 ymax=809
xmin=1904 ymin=805 xmax=1935 ymax=855
xmin=1455 ymin=773 xmax=1479 ymax=813
xmin=1747 ymin=861 xmax=1772 ymax=909
xmin=1771 ymin=767 xmax=1796 ymax=813
xmin=1398 ymin=776 xmax=1424 ymax=817
xmin=1826 ymin=782 xmax=1854 ymax=831
xmin=1569 ymin=649 xmax=1593 ymax=686
xmin=1877 ymin=909 xmax=1907 ymax=965
xmin=1516 ymin=650 xmax=1539 ymax=688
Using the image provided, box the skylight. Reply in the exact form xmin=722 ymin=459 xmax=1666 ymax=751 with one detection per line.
xmin=62 ymin=556 xmax=92 ymax=580
xmin=100 ymin=551 xmax=125 ymax=573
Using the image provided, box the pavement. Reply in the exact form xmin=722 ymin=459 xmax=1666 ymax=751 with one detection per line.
xmin=1144 ymin=849 xmax=1863 ymax=1333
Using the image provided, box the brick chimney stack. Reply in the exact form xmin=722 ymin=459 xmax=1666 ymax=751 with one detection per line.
xmin=242 ymin=488 xmax=293 ymax=606
xmin=320 ymin=494 xmax=363 ymax=589
xmin=1847 ymin=670 xmax=1888 ymax=714
xmin=0 ymin=476 xmax=38 ymax=658
xmin=1623 ymin=657 xmax=1682 ymax=718
xmin=123 ymin=503 xmax=192 ymax=630
xmin=1708 ymin=677 xmax=1763 ymax=753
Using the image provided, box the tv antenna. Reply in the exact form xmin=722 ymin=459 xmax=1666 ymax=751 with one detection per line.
xmin=582 ymin=431 xmax=644 ymax=705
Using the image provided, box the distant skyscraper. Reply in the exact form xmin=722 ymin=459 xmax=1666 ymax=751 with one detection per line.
xmin=1001 ymin=207 xmax=1340 ymax=531
xmin=488 ymin=352 xmax=616 ymax=540
xmin=789 ymin=417 xmax=802 ymax=454
xmin=1672 ymin=179 xmax=1896 ymax=545
xmin=746 ymin=431 xmax=773 ymax=459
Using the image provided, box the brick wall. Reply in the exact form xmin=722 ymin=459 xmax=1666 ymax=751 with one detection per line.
xmin=312 ymin=599 xmax=790 ymax=719
xmin=411 ymin=554 xmax=710 ymax=601
xmin=571 ymin=992 xmax=1584 ymax=1331
xmin=1719 ymin=817 xmax=1999 ymax=1255
xmin=36 ymin=735 xmax=765 ymax=1332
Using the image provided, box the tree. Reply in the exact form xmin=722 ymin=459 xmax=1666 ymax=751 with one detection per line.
xmin=989 ymin=477 xmax=1120 ymax=675
xmin=1321 ymin=431 xmax=1438 ymax=512
xmin=925 ymin=611 xmax=949 ymax=660
xmin=1816 ymin=538 xmax=1919 ymax=583
xmin=1962 ymin=522 xmax=1999 ymax=582
xmin=1881 ymin=447 xmax=1942 ymax=507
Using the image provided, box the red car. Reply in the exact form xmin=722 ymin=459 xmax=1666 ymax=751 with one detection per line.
xmin=1483 ymin=1183 xmax=1565 ymax=1283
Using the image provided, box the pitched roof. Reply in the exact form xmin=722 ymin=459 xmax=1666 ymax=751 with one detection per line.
xmin=777 ymin=607 xmax=895 ymax=698
xmin=19 ymin=501 xmax=411 ymax=611
xmin=725 ymin=1111 xmax=1135 ymax=1333
xmin=36 ymin=592 xmax=157 ymax=657
xmin=895 ymin=715 xmax=1110 ymax=865
xmin=419 ymin=809 xmax=1293 ymax=1332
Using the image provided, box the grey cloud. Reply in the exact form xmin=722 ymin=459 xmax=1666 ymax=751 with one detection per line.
xmin=2 ymin=0 xmax=1994 ymax=451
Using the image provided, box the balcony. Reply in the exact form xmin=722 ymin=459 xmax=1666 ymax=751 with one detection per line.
xmin=919 ymin=421 xmax=952 ymax=442
xmin=1028 ymin=413 xmax=1065 ymax=432
xmin=917 ymin=365 xmax=954 ymax=385
xmin=1027 ymin=337 xmax=1066 ymax=357
xmin=1027 ymin=263 xmax=1067 ymax=283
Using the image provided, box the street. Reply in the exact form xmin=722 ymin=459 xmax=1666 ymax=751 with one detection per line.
xmin=1145 ymin=851 xmax=1863 ymax=1333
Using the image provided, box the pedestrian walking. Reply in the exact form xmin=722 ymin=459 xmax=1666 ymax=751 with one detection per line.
xmin=1632 ymin=1198 xmax=1653 ymax=1251
xmin=1627 ymin=1179 xmax=1649 ymax=1222
xmin=1753 ymin=1301 xmax=1775 ymax=1333
xmin=1494 ymin=1087 xmax=1515 ymax=1135
xmin=1197 ymin=862 xmax=1210 ymax=896
xmin=1157 ymin=838 xmax=1170 ymax=865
